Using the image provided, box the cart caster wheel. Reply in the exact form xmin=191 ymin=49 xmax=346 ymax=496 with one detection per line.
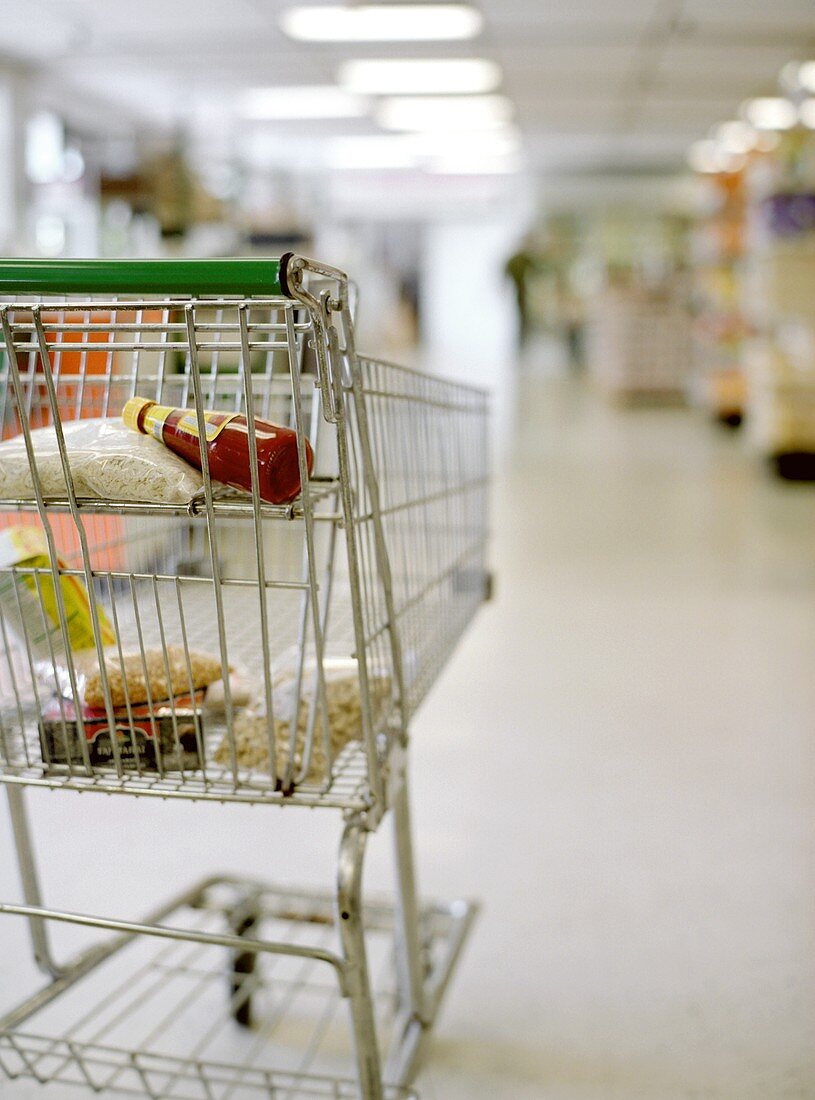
xmin=716 ymin=412 xmax=742 ymax=429
xmin=229 ymin=913 xmax=258 ymax=1028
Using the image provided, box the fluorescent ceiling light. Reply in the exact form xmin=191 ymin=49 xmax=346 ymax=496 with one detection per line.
xmin=791 ymin=60 xmax=815 ymax=93
xmin=800 ymin=62 xmax=815 ymax=91
xmin=741 ymin=97 xmax=797 ymax=131
xmin=800 ymin=99 xmax=815 ymax=129
xmin=753 ymin=131 xmax=780 ymax=152
xmin=280 ymin=4 xmax=482 ymax=42
xmin=327 ymin=128 xmax=520 ymax=171
xmin=430 ymin=154 xmax=523 ymax=175
xmin=339 ymin=58 xmax=501 ymax=95
xmin=328 ymin=135 xmax=419 ymax=170
xmin=408 ymin=127 xmax=521 ymax=157
xmin=688 ymin=139 xmax=737 ymax=174
xmin=377 ymin=94 xmax=513 ymax=131
xmin=714 ymin=120 xmax=756 ymax=155
xmin=780 ymin=60 xmax=806 ymax=92
xmin=240 ymin=85 xmax=368 ymax=119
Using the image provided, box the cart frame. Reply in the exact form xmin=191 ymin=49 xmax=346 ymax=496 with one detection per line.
xmin=0 ymin=254 xmax=490 ymax=1099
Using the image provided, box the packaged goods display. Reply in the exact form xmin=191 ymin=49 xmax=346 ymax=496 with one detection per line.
xmin=691 ymin=169 xmax=751 ymax=425
xmin=0 ymin=418 xmax=204 ymax=504
xmin=745 ymin=327 xmax=815 ymax=478
xmin=737 ymin=129 xmax=815 ymax=472
xmin=122 ymin=398 xmax=313 ymax=504
xmin=587 ymin=280 xmax=691 ymax=400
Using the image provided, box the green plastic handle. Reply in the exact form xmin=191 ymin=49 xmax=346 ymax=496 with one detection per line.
xmin=0 ymin=257 xmax=283 ymax=296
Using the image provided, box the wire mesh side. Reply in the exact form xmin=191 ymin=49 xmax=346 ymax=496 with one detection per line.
xmin=350 ymin=356 xmax=490 ymax=720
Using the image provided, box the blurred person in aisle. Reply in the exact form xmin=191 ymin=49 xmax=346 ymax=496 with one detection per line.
xmin=505 ymin=234 xmax=538 ymax=351
xmin=562 ymin=281 xmax=586 ymax=370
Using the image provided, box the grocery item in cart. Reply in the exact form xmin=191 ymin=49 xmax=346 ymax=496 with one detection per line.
xmin=0 ymin=418 xmax=204 ymax=504
xmin=0 ymin=526 xmax=114 ymax=661
xmin=213 ymin=654 xmax=391 ymax=784
xmin=122 ymin=398 xmax=313 ymax=504
xmin=39 ymin=690 xmax=205 ymax=772
xmin=202 ymin=671 xmax=254 ymax=715
xmin=56 ymin=644 xmax=224 ymax=709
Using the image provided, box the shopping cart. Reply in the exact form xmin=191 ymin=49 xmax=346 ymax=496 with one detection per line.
xmin=0 ymin=255 xmax=490 ymax=1099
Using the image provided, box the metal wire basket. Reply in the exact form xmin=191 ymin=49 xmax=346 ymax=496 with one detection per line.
xmin=0 ymin=255 xmax=489 ymax=810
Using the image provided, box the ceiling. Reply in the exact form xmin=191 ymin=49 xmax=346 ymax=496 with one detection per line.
xmin=2 ymin=0 xmax=814 ymax=175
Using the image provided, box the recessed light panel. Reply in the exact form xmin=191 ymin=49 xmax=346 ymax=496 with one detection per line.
xmin=240 ymin=86 xmax=369 ymax=120
xmin=339 ymin=59 xmax=501 ymax=96
xmin=377 ymin=95 xmax=513 ymax=131
xmin=281 ymin=4 xmax=483 ymax=42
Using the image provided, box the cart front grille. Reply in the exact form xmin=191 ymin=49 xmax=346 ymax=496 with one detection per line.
xmin=0 ymin=279 xmax=490 ymax=807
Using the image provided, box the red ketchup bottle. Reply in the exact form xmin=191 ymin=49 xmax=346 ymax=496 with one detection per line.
xmin=122 ymin=397 xmax=313 ymax=504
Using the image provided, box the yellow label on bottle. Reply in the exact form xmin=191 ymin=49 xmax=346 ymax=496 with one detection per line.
xmin=144 ymin=405 xmax=239 ymax=445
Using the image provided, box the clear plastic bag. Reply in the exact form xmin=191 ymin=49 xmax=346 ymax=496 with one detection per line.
xmin=0 ymin=418 xmax=204 ymax=505
xmin=214 ymin=649 xmax=392 ymax=783
xmin=50 ymin=645 xmax=225 ymax=709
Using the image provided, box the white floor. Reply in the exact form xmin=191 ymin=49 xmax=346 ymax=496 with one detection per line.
xmin=2 ymin=367 xmax=815 ymax=1098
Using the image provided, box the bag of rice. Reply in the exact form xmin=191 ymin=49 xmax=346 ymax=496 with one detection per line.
xmin=213 ymin=652 xmax=392 ymax=785
xmin=60 ymin=645 xmax=224 ymax=709
xmin=0 ymin=418 xmax=204 ymax=505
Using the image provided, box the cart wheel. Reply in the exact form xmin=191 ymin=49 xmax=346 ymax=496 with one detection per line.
xmin=229 ymin=912 xmax=258 ymax=1028
xmin=716 ymin=411 xmax=742 ymax=429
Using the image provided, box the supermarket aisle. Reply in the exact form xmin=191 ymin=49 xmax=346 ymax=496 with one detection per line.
xmin=2 ymin=367 xmax=815 ymax=1099
xmin=411 ymin=367 xmax=815 ymax=1099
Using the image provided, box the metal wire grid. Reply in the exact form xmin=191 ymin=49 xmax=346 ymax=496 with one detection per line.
xmin=0 ymin=880 xmax=466 ymax=1099
xmin=0 ymin=290 xmax=489 ymax=808
xmin=352 ymin=357 xmax=489 ymax=719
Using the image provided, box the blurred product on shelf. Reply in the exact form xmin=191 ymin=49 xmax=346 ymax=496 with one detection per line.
xmin=690 ymin=168 xmax=751 ymax=427
xmin=746 ymin=129 xmax=815 ymax=328
xmin=586 ymin=274 xmax=692 ymax=403
xmin=739 ymin=127 xmax=815 ymax=477
xmin=745 ymin=328 xmax=815 ymax=480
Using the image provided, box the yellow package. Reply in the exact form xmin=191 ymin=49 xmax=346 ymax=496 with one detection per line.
xmin=0 ymin=526 xmax=114 ymax=657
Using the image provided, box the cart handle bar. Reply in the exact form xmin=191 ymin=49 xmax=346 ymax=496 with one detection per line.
xmin=0 ymin=257 xmax=293 ymax=297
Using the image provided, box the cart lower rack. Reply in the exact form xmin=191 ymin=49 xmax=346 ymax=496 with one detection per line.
xmin=0 ymin=254 xmax=490 ymax=1098
xmin=0 ymin=875 xmax=477 ymax=1099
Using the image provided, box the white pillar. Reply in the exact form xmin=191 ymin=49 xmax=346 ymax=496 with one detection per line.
xmin=421 ymin=213 xmax=526 ymax=454
xmin=0 ymin=65 xmax=29 ymax=253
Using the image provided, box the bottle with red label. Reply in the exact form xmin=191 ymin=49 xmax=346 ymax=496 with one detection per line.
xmin=122 ymin=397 xmax=313 ymax=505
